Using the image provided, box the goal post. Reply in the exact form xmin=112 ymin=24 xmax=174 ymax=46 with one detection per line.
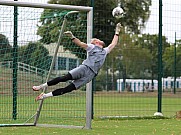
xmin=0 ymin=1 xmax=93 ymax=129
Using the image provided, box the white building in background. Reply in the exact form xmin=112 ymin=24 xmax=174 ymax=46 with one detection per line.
xmin=44 ymin=43 xmax=81 ymax=75
xmin=117 ymin=77 xmax=181 ymax=92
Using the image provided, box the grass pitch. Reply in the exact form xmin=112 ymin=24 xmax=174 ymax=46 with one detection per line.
xmin=0 ymin=118 xmax=181 ymax=135
xmin=1 ymin=67 xmax=181 ymax=134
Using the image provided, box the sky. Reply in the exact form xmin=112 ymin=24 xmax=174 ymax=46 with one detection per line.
xmin=143 ymin=0 xmax=181 ymax=43
xmin=0 ymin=0 xmax=181 ymax=45
xmin=0 ymin=0 xmax=48 ymax=45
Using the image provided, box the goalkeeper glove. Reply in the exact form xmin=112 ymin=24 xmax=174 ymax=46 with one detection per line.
xmin=115 ymin=23 xmax=122 ymax=35
xmin=64 ymin=31 xmax=76 ymax=40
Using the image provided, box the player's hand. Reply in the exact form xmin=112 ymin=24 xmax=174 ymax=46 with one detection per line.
xmin=115 ymin=23 xmax=122 ymax=35
xmin=64 ymin=31 xmax=75 ymax=39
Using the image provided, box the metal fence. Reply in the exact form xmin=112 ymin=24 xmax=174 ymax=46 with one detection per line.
xmin=1 ymin=0 xmax=181 ymax=123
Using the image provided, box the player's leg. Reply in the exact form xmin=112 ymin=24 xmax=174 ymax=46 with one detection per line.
xmin=35 ymin=65 xmax=95 ymax=101
xmin=35 ymin=83 xmax=76 ymax=101
xmin=33 ymin=65 xmax=87 ymax=91
xmin=35 ymin=73 xmax=94 ymax=101
xmin=34 ymin=65 xmax=96 ymax=101
xmin=32 ymin=73 xmax=73 ymax=91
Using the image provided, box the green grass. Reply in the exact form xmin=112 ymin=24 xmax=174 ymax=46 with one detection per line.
xmin=1 ymin=67 xmax=181 ymax=134
xmin=1 ymin=93 xmax=181 ymax=124
xmin=0 ymin=118 xmax=181 ymax=135
xmin=1 ymin=94 xmax=181 ymax=132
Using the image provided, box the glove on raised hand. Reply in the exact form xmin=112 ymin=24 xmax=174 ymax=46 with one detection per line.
xmin=115 ymin=23 xmax=122 ymax=35
xmin=64 ymin=31 xmax=76 ymax=40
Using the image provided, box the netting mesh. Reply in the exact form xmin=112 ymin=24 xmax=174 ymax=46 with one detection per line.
xmin=0 ymin=4 xmax=88 ymax=126
xmin=1 ymin=0 xmax=181 ymax=128
xmin=93 ymin=0 xmax=181 ymax=118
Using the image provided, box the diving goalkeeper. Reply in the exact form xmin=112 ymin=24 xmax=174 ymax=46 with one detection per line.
xmin=33 ymin=23 xmax=122 ymax=101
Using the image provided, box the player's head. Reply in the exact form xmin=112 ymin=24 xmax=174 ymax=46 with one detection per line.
xmin=91 ymin=38 xmax=105 ymax=47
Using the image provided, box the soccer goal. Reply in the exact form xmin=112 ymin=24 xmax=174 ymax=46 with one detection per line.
xmin=0 ymin=1 xmax=93 ymax=129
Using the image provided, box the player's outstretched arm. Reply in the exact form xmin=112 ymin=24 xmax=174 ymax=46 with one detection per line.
xmin=64 ymin=31 xmax=88 ymax=49
xmin=107 ymin=23 xmax=122 ymax=52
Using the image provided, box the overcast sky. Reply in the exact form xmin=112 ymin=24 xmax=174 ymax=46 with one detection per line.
xmin=0 ymin=0 xmax=48 ymax=45
xmin=143 ymin=0 xmax=181 ymax=43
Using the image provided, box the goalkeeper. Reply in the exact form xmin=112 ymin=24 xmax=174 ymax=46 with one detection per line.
xmin=33 ymin=23 xmax=122 ymax=101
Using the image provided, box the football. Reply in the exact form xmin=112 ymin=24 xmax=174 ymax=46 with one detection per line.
xmin=112 ymin=6 xmax=124 ymax=19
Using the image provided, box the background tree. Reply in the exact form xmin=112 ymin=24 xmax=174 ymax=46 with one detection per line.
xmin=37 ymin=0 xmax=151 ymax=59
xmin=31 ymin=45 xmax=51 ymax=70
xmin=18 ymin=42 xmax=37 ymax=64
xmin=132 ymin=34 xmax=171 ymax=79
xmin=37 ymin=8 xmax=87 ymax=59
xmin=163 ymin=40 xmax=181 ymax=77
xmin=18 ymin=42 xmax=50 ymax=70
xmin=102 ymin=32 xmax=171 ymax=90
xmin=0 ymin=34 xmax=12 ymax=61
xmin=113 ymin=32 xmax=152 ymax=79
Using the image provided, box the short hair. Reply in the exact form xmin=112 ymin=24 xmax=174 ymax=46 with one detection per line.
xmin=91 ymin=38 xmax=105 ymax=47
xmin=101 ymin=41 xmax=105 ymax=47
xmin=91 ymin=38 xmax=99 ymax=43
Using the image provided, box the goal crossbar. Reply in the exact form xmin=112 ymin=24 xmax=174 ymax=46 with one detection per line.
xmin=0 ymin=1 xmax=92 ymax=11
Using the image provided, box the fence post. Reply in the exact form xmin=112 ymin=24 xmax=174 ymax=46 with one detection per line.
xmin=157 ymin=0 xmax=163 ymax=114
xmin=12 ymin=0 xmax=18 ymax=120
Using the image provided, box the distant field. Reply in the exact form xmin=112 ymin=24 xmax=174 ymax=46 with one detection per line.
xmin=0 ymin=93 xmax=180 ymax=125
xmin=1 ymin=118 xmax=181 ymax=135
xmin=1 ymin=67 xmax=181 ymax=134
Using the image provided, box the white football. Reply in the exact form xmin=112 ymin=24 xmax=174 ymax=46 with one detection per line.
xmin=112 ymin=6 xmax=124 ymax=19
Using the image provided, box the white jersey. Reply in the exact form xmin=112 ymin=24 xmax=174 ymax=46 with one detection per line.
xmin=82 ymin=44 xmax=110 ymax=74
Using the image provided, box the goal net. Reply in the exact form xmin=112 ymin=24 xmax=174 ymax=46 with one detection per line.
xmin=0 ymin=1 xmax=92 ymax=129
